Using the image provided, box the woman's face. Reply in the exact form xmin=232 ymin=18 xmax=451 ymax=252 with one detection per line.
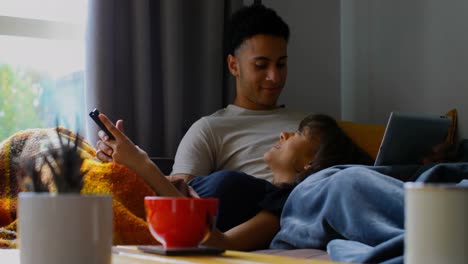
xmin=263 ymin=127 xmax=318 ymax=181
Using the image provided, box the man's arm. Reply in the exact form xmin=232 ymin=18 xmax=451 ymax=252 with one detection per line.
xmin=166 ymin=173 xmax=195 ymax=183
xmin=166 ymin=173 xmax=198 ymax=197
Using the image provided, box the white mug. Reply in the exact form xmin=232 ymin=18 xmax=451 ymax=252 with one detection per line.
xmin=18 ymin=193 xmax=113 ymax=264
xmin=405 ymin=183 xmax=468 ymax=264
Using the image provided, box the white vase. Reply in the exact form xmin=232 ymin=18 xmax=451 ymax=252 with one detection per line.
xmin=18 ymin=193 xmax=113 ymax=264
xmin=405 ymin=183 xmax=468 ymax=264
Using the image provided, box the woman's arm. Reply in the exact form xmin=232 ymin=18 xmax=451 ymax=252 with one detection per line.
xmin=98 ymin=113 xmax=182 ymax=197
xmin=99 ymin=113 xmax=280 ymax=250
xmin=203 ymin=210 xmax=280 ymax=251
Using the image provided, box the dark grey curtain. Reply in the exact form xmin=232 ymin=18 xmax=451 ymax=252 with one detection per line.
xmin=85 ymin=0 xmax=241 ymax=157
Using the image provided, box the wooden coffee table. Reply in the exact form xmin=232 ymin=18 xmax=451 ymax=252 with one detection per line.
xmin=113 ymin=246 xmax=335 ymax=264
xmin=0 ymin=246 xmax=337 ymax=264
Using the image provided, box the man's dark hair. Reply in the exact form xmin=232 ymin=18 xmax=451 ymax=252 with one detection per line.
xmin=225 ymin=4 xmax=290 ymax=57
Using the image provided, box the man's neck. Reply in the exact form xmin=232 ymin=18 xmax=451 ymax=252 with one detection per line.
xmin=232 ymin=100 xmax=281 ymax=111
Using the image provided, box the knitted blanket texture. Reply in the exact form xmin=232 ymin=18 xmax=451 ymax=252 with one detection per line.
xmin=0 ymin=127 xmax=158 ymax=248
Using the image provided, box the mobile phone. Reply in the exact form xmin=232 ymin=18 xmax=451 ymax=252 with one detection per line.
xmin=89 ymin=108 xmax=115 ymax=140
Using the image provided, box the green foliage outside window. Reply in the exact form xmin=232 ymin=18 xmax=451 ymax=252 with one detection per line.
xmin=0 ymin=64 xmax=45 ymax=141
xmin=0 ymin=64 xmax=85 ymax=143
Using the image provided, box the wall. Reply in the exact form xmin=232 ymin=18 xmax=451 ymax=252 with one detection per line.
xmin=244 ymin=0 xmax=342 ymax=119
xmin=246 ymin=0 xmax=468 ymax=138
xmin=342 ymin=0 xmax=468 ymax=137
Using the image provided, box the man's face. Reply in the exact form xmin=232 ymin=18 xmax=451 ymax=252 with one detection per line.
xmin=228 ymin=34 xmax=288 ymax=110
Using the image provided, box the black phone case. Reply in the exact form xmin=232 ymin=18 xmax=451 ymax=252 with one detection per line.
xmin=137 ymin=245 xmax=225 ymax=256
xmin=89 ymin=108 xmax=115 ymax=140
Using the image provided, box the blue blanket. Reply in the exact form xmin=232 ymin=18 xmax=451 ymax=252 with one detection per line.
xmin=270 ymin=163 xmax=468 ymax=264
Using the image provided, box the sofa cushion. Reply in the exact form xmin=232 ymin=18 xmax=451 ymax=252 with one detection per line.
xmin=337 ymin=121 xmax=385 ymax=160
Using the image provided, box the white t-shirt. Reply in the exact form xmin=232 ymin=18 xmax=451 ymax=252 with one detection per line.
xmin=171 ymin=104 xmax=306 ymax=182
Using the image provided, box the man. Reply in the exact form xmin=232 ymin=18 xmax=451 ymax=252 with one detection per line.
xmin=169 ymin=4 xmax=305 ymax=183
xmin=96 ymin=4 xmax=305 ymax=182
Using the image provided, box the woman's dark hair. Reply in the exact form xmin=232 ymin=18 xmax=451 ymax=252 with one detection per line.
xmin=295 ymin=114 xmax=374 ymax=182
xmin=225 ymin=4 xmax=289 ymax=57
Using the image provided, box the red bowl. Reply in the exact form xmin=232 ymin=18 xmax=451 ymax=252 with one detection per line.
xmin=144 ymin=197 xmax=218 ymax=249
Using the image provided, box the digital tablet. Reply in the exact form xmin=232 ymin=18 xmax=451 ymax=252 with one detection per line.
xmin=374 ymin=112 xmax=452 ymax=166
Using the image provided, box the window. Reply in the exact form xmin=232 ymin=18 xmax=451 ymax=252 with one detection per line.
xmin=0 ymin=0 xmax=88 ymax=142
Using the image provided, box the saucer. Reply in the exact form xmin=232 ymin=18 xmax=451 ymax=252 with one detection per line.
xmin=137 ymin=245 xmax=225 ymax=256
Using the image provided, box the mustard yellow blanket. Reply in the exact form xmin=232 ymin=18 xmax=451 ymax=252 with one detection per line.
xmin=0 ymin=127 xmax=158 ymax=248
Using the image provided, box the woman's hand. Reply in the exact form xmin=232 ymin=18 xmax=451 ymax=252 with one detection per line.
xmin=95 ymin=119 xmax=123 ymax=162
xmin=93 ymin=112 xmax=183 ymax=197
xmin=96 ymin=113 xmax=149 ymax=172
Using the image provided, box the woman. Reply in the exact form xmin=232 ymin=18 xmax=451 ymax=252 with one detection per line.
xmin=95 ymin=113 xmax=373 ymax=250
xmin=188 ymin=114 xmax=374 ymax=233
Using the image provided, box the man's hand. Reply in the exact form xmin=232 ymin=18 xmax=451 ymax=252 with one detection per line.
xmin=167 ymin=174 xmax=199 ymax=198
xmin=166 ymin=174 xmax=195 ymax=183
xmin=170 ymin=177 xmax=200 ymax=197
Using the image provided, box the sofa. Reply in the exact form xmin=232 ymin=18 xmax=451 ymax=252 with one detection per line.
xmin=0 ymin=109 xmax=458 ymax=262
